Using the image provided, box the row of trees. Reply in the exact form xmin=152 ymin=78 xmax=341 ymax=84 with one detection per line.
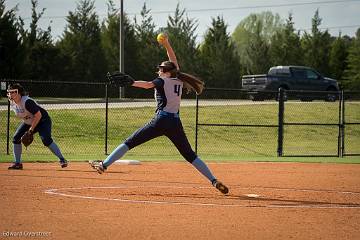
xmin=1 ymin=0 xmax=359 ymax=96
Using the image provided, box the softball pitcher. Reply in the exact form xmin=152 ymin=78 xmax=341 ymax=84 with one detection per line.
xmin=7 ymin=83 xmax=68 ymax=169
xmin=90 ymin=34 xmax=228 ymax=194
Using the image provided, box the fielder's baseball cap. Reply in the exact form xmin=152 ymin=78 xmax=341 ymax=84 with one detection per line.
xmin=157 ymin=61 xmax=177 ymax=72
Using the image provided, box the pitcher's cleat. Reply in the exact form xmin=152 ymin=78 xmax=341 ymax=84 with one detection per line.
xmin=89 ymin=160 xmax=106 ymax=174
xmin=8 ymin=163 xmax=23 ymax=170
xmin=60 ymin=159 xmax=68 ymax=168
xmin=212 ymin=179 xmax=229 ymax=194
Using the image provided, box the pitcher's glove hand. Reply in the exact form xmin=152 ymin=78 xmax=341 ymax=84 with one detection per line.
xmin=106 ymin=71 xmax=135 ymax=87
xmin=21 ymin=130 xmax=34 ymax=148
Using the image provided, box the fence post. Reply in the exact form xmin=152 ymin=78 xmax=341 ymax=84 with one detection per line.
xmin=105 ymin=84 xmax=109 ymax=155
xmin=340 ymin=90 xmax=345 ymax=157
xmin=195 ymin=94 xmax=199 ymax=155
xmin=277 ymin=88 xmax=285 ymax=157
xmin=6 ymin=81 xmax=10 ymax=155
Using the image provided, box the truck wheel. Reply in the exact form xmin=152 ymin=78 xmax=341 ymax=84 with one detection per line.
xmin=250 ymin=95 xmax=264 ymax=101
xmin=300 ymin=97 xmax=313 ymax=102
xmin=275 ymin=90 xmax=288 ymax=101
xmin=325 ymin=94 xmax=337 ymax=102
xmin=325 ymin=88 xmax=338 ymax=102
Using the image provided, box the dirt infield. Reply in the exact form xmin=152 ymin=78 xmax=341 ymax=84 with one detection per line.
xmin=1 ymin=162 xmax=360 ymax=240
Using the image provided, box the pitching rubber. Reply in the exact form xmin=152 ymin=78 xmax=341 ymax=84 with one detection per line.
xmin=115 ymin=160 xmax=141 ymax=165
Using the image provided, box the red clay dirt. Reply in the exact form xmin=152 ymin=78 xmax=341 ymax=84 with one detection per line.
xmin=1 ymin=162 xmax=360 ymax=240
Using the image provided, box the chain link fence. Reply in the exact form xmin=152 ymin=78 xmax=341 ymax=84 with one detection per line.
xmin=1 ymin=80 xmax=107 ymax=161
xmin=195 ymin=88 xmax=279 ymax=158
xmin=280 ymin=90 xmax=342 ymax=157
xmin=0 ymin=80 xmax=198 ymax=161
xmin=343 ymin=92 xmax=360 ymax=156
xmin=195 ymin=88 xmax=360 ymax=158
xmin=1 ymin=81 xmax=359 ymax=162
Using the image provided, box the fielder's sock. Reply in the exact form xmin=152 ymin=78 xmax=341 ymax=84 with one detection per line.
xmin=13 ymin=143 xmax=22 ymax=164
xmin=103 ymin=143 xmax=129 ymax=167
xmin=47 ymin=142 xmax=65 ymax=161
xmin=191 ymin=157 xmax=216 ymax=183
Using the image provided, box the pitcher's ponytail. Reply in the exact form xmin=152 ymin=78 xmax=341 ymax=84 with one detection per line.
xmin=158 ymin=61 xmax=205 ymax=95
xmin=177 ymin=72 xmax=204 ymax=95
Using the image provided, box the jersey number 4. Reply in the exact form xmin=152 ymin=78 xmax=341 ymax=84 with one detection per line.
xmin=174 ymin=85 xmax=181 ymax=96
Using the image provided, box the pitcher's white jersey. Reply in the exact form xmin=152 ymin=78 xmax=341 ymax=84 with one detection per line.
xmin=153 ymin=77 xmax=183 ymax=113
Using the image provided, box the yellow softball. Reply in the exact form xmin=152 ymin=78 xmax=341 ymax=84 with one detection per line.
xmin=157 ymin=33 xmax=166 ymax=43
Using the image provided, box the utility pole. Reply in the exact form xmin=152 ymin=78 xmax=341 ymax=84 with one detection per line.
xmin=119 ymin=0 xmax=125 ymax=98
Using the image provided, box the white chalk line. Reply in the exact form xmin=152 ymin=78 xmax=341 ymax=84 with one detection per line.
xmin=44 ymin=185 xmax=360 ymax=209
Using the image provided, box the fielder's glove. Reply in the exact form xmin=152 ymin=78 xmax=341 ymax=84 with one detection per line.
xmin=21 ymin=130 xmax=34 ymax=148
xmin=106 ymin=71 xmax=135 ymax=87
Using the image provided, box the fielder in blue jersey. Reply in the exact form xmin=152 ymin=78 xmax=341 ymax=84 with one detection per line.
xmin=7 ymin=83 xmax=68 ymax=169
xmin=89 ymin=35 xmax=228 ymax=194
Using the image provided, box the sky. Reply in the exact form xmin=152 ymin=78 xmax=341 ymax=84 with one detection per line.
xmin=5 ymin=0 xmax=360 ymax=42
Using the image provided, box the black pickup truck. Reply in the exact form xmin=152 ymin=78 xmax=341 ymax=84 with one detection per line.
xmin=241 ymin=66 xmax=340 ymax=101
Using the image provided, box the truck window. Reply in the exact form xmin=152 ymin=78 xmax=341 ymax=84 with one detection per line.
xmin=269 ymin=68 xmax=290 ymax=76
xmin=292 ymin=68 xmax=306 ymax=78
xmin=306 ymin=70 xmax=319 ymax=80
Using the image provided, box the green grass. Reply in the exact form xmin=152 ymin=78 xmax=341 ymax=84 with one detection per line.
xmin=1 ymin=101 xmax=359 ymax=163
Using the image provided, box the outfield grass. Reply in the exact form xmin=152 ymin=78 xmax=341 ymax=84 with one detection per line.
xmin=1 ymin=101 xmax=359 ymax=163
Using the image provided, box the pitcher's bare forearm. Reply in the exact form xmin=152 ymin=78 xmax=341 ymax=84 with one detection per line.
xmin=160 ymin=38 xmax=179 ymax=70
xmin=132 ymin=81 xmax=155 ymax=89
